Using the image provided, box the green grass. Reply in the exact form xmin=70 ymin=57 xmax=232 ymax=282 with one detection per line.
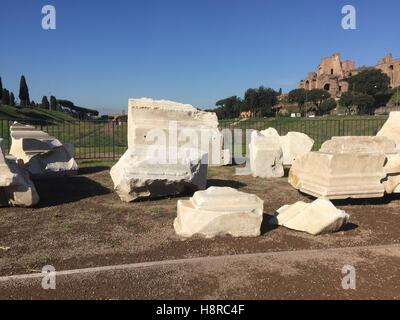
xmin=0 ymin=112 xmax=390 ymax=160
xmin=0 ymin=105 xmax=77 ymax=122
xmin=0 ymin=117 xmax=128 ymax=160
xmin=219 ymin=115 xmax=389 ymax=152
xmin=390 ymin=90 xmax=400 ymax=105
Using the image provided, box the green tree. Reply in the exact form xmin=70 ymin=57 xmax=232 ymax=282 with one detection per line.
xmin=18 ymin=75 xmax=30 ymax=107
xmin=339 ymin=91 xmax=375 ymax=115
xmin=2 ymin=89 xmax=10 ymax=105
xmin=320 ymin=98 xmax=337 ymax=114
xmin=288 ymin=88 xmax=307 ymax=116
xmin=353 ymin=93 xmax=375 ymax=114
xmin=244 ymin=88 xmax=258 ymax=115
xmin=339 ymin=91 xmax=355 ymax=114
xmin=41 ymin=96 xmax=50 ymax=109
xmin=348 ymin=68 xmax=390 ymax=96
xmin=244 ymin=86 xmax=278 ymax=117
xmin=50 ymin=95 xmax=57 ymax=111
xmin=0 ymin=77 xmax=3 ymax=101
xmin=306 ymin=89 xmax=331 ymax=114
xmin=215 ymin=96 xmax=244 ymax=119
xmin=10 ymin=92 xmax=16 ymax=106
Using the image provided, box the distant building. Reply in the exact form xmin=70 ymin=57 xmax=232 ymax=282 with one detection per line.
xmin=375 ymin=53 xmax=400 ymax=89
xmin=239 ymin=111 xmax=253 ymax=119
xmin=298 ymin=52 xmax=400 ymax=97
xmin=298 ymin=53 xmax=355 ymax=97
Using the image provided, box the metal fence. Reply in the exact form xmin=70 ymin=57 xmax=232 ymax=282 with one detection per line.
xmin=0 ymin=116 xmax=389 ymax=160
xmin=219 ymin=116 xmax=389 ymax=152
xmin=0 ymin=119 xmax=128 ymax=160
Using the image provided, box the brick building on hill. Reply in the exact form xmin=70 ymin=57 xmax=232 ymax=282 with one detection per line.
xmin=298 ymin=53 xmax=400 ymax=97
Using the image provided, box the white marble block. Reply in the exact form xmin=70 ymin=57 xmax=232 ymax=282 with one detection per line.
xmin=270 ymin=198 xmax=349 ymax=235
xmin=174 ymin=187 xmax=263 ymax=238
xmin=0 ymin=139 xmax=39 ymax=207
xmin=9 ymin=122 xmax=78 ymax=179
xmin=110 ymin=145 xmax=208 ymax=202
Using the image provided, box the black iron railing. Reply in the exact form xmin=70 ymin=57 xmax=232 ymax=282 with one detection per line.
xmin=0 ymin=116 xmax=388 ymax=160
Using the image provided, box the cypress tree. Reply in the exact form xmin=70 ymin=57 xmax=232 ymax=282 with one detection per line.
xmin=41 ymin=96 xmax=50 ymax=109
xmin=18 ymin=75 xmax=30 ymax=107
xmin=2 ymin=89 xmax=10 ymax=105
xmin=0 ymin=77 xmax=3 ymax=100
xmin=10 ymin=92 xmax=16 ymax=106
xmin=50 ymin=95 xmax=57 ymax=110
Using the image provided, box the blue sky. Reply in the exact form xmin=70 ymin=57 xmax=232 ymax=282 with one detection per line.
xmin=0 ymin=0 xmax=399 ymax=114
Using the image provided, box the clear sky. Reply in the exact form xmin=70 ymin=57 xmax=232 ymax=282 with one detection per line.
xmin=0 ymin=0 xmax=399 ymax=114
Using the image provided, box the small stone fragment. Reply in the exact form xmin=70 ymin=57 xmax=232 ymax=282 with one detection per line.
xmin=269 ymin=198 xmax=349 ymax=235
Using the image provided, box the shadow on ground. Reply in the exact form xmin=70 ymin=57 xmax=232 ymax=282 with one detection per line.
xmin=207 ymin=179 xmax=246 ymax=189
xmin=332 ymin=193 xmax=400 ymax=206
xmin=260 ymin=213 xmax=278 ymax=235
xmin=341 ymin=222 xmax=358 ymax=232
xmin=78 ymin=166 xmax=110 ymax=175
xmin=33 ymin=176 xmax=111 ymax=207
xmin=260 ymin=212 xmax=359 ymax=235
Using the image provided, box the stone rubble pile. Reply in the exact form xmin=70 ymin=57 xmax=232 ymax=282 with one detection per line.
xmin=9 ymin=122 xmax=78 ymax=179
xmin=0 ymin=138 xmax=39 ymax=207
xmin=249 ymin=127 xmax=314 ymax=178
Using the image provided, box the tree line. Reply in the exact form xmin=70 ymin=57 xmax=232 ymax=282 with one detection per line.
xmin=288 ymin=69 xmax=394 ymax=116
xmin=213 ymin=68 xmax=397 ymax=119
xmin=211 ymin=87 xmax=282 ymax=119
xmin=0 ymin=75 xmax=99 ymax=118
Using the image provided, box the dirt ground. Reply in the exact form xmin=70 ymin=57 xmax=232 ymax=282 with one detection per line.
xmin=1 ymin=160 xmax=400 ymax=299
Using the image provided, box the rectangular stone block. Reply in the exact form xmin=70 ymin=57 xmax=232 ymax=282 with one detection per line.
xmin=127 ymin=98 xmax=227 ymax=166
xmin=289 ymin=151 xmax=386 ymax=199
xmin=249 ymin=130 xmax=284 ymax=178
xmin=174 ymin=187 xmax=263 ymax=238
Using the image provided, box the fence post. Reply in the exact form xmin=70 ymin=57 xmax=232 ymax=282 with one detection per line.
xmin=112 ymin=121 xmax=116 ymax=161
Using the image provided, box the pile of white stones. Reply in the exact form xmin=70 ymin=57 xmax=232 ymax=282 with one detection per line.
xmin=8 ymin=99 xmax=400 ymax=241
xmin=0 ymin=123 xmax=78 ymax=207
xmin=289 ymin=112 xmax=400 ymax=199
xmin=0 ymin=138 xmax=39 ymax=207
xmin=10 ymin=122 xmax=78 ymax=179
xmin=173 ymin=186 xmax=349 ymax=238
xmin=249 ymin=128 xmax=314 ymax=178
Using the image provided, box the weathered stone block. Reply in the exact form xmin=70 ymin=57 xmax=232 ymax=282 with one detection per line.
xmin=9 ymin=122 xmax=78 ymax=179
xmin=289 ymin=151 xmax=386 ymax=199
xmin=320 ymin=136 xmax=397 ymax=154
xmin=269 ymin=198 xmax=349 ymax=235
xmin=110 ymin=145 xmax=208 ymax=202
xmin=377 ymin=112 xmax=400 ymax=149
xmin=249 ymin=130 xmax=284 ymax=178
xmin=320 ymin=136 xmax=400 ymax=194
xmin=174 ymin=187 xmax=263 ymax=238
xmin=280 ymin=132 xmax=314 ymax=166
xmin=0 ymin=139 xmax=39 ymax=207
xmin=127 ymin=98 xmax=227 ymax=166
